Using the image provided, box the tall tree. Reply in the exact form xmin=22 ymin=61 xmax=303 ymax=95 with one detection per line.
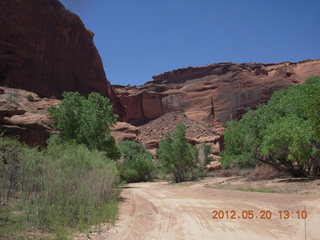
xmin=158 ymin=123 xmax=198 ymax=182
xmin=49 ymin=92 xmax=120 ymax=160
xmin=221 ymin=76 xmax=320 ymax=176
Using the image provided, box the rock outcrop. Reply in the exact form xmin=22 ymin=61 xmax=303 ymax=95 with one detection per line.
xmin=111 ymin=122 xmax=140 ymax=142
xmin=205 ymin=161 xmax=222 ymax=172
xmin=0 ymin=87 xmax=58 ymax=146
xmin=1 ymin=0 xmax=320 ymax=153
xmin=0 ymin=0 xmax=122 ymax=116
xmin=116 ymin=59 xmax=320 ymax=125
xmin=136 ymin=112 xmax=222 ymax=154
xmin=0 ymin=86 xmax=137 ymax=147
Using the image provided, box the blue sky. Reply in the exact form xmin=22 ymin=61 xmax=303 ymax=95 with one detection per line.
xmin=60 ymin=0 xmax=320 ymax=86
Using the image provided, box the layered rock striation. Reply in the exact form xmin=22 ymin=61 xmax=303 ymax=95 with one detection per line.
xmin=0 ymin=87 xmax=58 ymax=146
xmin=1 ymin=0 xmax=320 ymax=152
xmin=116 ymin=59 xmax=320 ymax=125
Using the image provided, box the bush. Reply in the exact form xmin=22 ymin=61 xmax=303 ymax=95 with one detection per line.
xmin=221 ymin=76 xmax=320 ymax=177
xmin=118 ymin=141 xmax=154 ymax=182
xmin=26 ymin=95 xmax=35 ymax=102
xmin=158 ymin=123 xmax=199 ymax=182
xmin=0 ymin=135 xmax=120 ymax=239
xmin=6 ymin=93 xmax=18 ymax=104
xmin=0 ymin=135 xmax=26 ymax=204
xmin=20 ymin=141 xmax=119 ymax=237
xmin=48 ymin=92 xmax=120 ymax=160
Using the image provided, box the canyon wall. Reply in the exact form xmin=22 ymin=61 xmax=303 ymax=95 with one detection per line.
xmin=1 ymin=1 xmax=320 ymax=150
xmin=115 ymin=59 xmax=320 ymax=126
xmin=0 ymin=0 xmax=122 ymax=115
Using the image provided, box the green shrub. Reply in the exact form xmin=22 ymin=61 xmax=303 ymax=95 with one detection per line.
xmin=221 ymin=76 xmax=320 ymax=177
xmin=0 ymin=135 xmax=26 ymax=204
xmin=48 ymin=92 xmax=120 ymax=160
xmin=6 ymin=93 xmax=18 ymax=104
xmin=118 ymin=141 xmax=154 ymax=182
xmin=158 ymin=123 xmax=199 ymax=182
xmin=0 ymin=134 xmax=120 ymax=239
xmin=20 ymin=141 xmax=120 ymax=236
xmin=26 ymin=95 xmax=35 ymax=102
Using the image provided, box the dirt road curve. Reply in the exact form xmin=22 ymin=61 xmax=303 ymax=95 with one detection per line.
xmin=93 ymin=182 xmax=320 ymax=240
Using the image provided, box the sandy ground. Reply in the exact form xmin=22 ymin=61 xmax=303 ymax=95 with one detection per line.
xmin=202 ymin=176 xmax=320 ymax=195
xmin=79 ymin=180 xmax=320 ymax=240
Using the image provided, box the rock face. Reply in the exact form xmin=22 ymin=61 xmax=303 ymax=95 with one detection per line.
xmin=1 ymin=0 xmax=320 ymax=153
xmin=111 ymin=122 xmax=140 ymax=142
xmin=137 ymin=112 xmax=221 ymax=151
xmin=205 ymin=161 xmax=222 ymax=172
xmin=109 ymin=112 xmax=223 ymax=156
xmin=0 ymin=87 xmax=58 ymax=146
xmin=116 ymin=59 xmax=320 ymax=125
xmin=0 ymin=0 xmax=122 ymax=115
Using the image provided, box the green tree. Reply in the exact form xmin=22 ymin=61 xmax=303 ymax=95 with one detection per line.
xmin=221 ymin=76 xmax=320 ymax=176
xmin=304 ymin=77 xmax=320 ymax=137
xmin=158 ymin=123 xmax=198 ymax=182
xmin=220 ymin=107 xmax=268 ymax=169
xmin=48 ymin=92 xmax=120 ymax=159
xmin=260 ymin=116 xmax=316 ymax=176
xmin=118 ymin=141 xmax=154 ymax=182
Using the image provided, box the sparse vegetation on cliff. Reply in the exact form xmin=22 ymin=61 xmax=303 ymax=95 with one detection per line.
xmin=221 ymin=76 xmax=320 ymax=177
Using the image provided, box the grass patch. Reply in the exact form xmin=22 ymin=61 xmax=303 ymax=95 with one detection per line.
xmin=0 ymin=136 xmax=120 ymax=239
xmin=0 ymin=199 xmax=118 ymax=240
xmin=234 ymin=187 xmax=280 ymax=194
xmin=207 ymin=183 xmax=281 ymax=194
xmin=0 ymin=205 xmax=30 ymax=239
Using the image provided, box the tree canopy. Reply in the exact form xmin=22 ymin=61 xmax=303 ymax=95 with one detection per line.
xmin=49 ymin=92 xmax=120 ymax=160
xmin=221 ymin=76 xmax=320 ymax=177
xmin=158 ymin=123 xmax=198 ymax=182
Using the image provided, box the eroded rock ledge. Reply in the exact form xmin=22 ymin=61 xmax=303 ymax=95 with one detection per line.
xmin=0 ymin=87 xmax=58 ymax=146
xmin=115 ymin=59 xmax=320 ymax=125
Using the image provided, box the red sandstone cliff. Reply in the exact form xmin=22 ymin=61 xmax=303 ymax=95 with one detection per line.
xmin=0 ymin=86 xmax=58 ymax=146
xmin=115 ymin=59 xmax=320 ymax=125
xmin=2 ymin=1 xmax=319 ymax=152
xmin=0 ymin=0 xmax=122 ymax=115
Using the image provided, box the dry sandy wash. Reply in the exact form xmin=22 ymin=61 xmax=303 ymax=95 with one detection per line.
xmin=78 ymin=181 xmax=320 ymax=240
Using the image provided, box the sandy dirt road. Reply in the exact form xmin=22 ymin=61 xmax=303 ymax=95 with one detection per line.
xmin=90 ymin=181 xmax=320 ymax=240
